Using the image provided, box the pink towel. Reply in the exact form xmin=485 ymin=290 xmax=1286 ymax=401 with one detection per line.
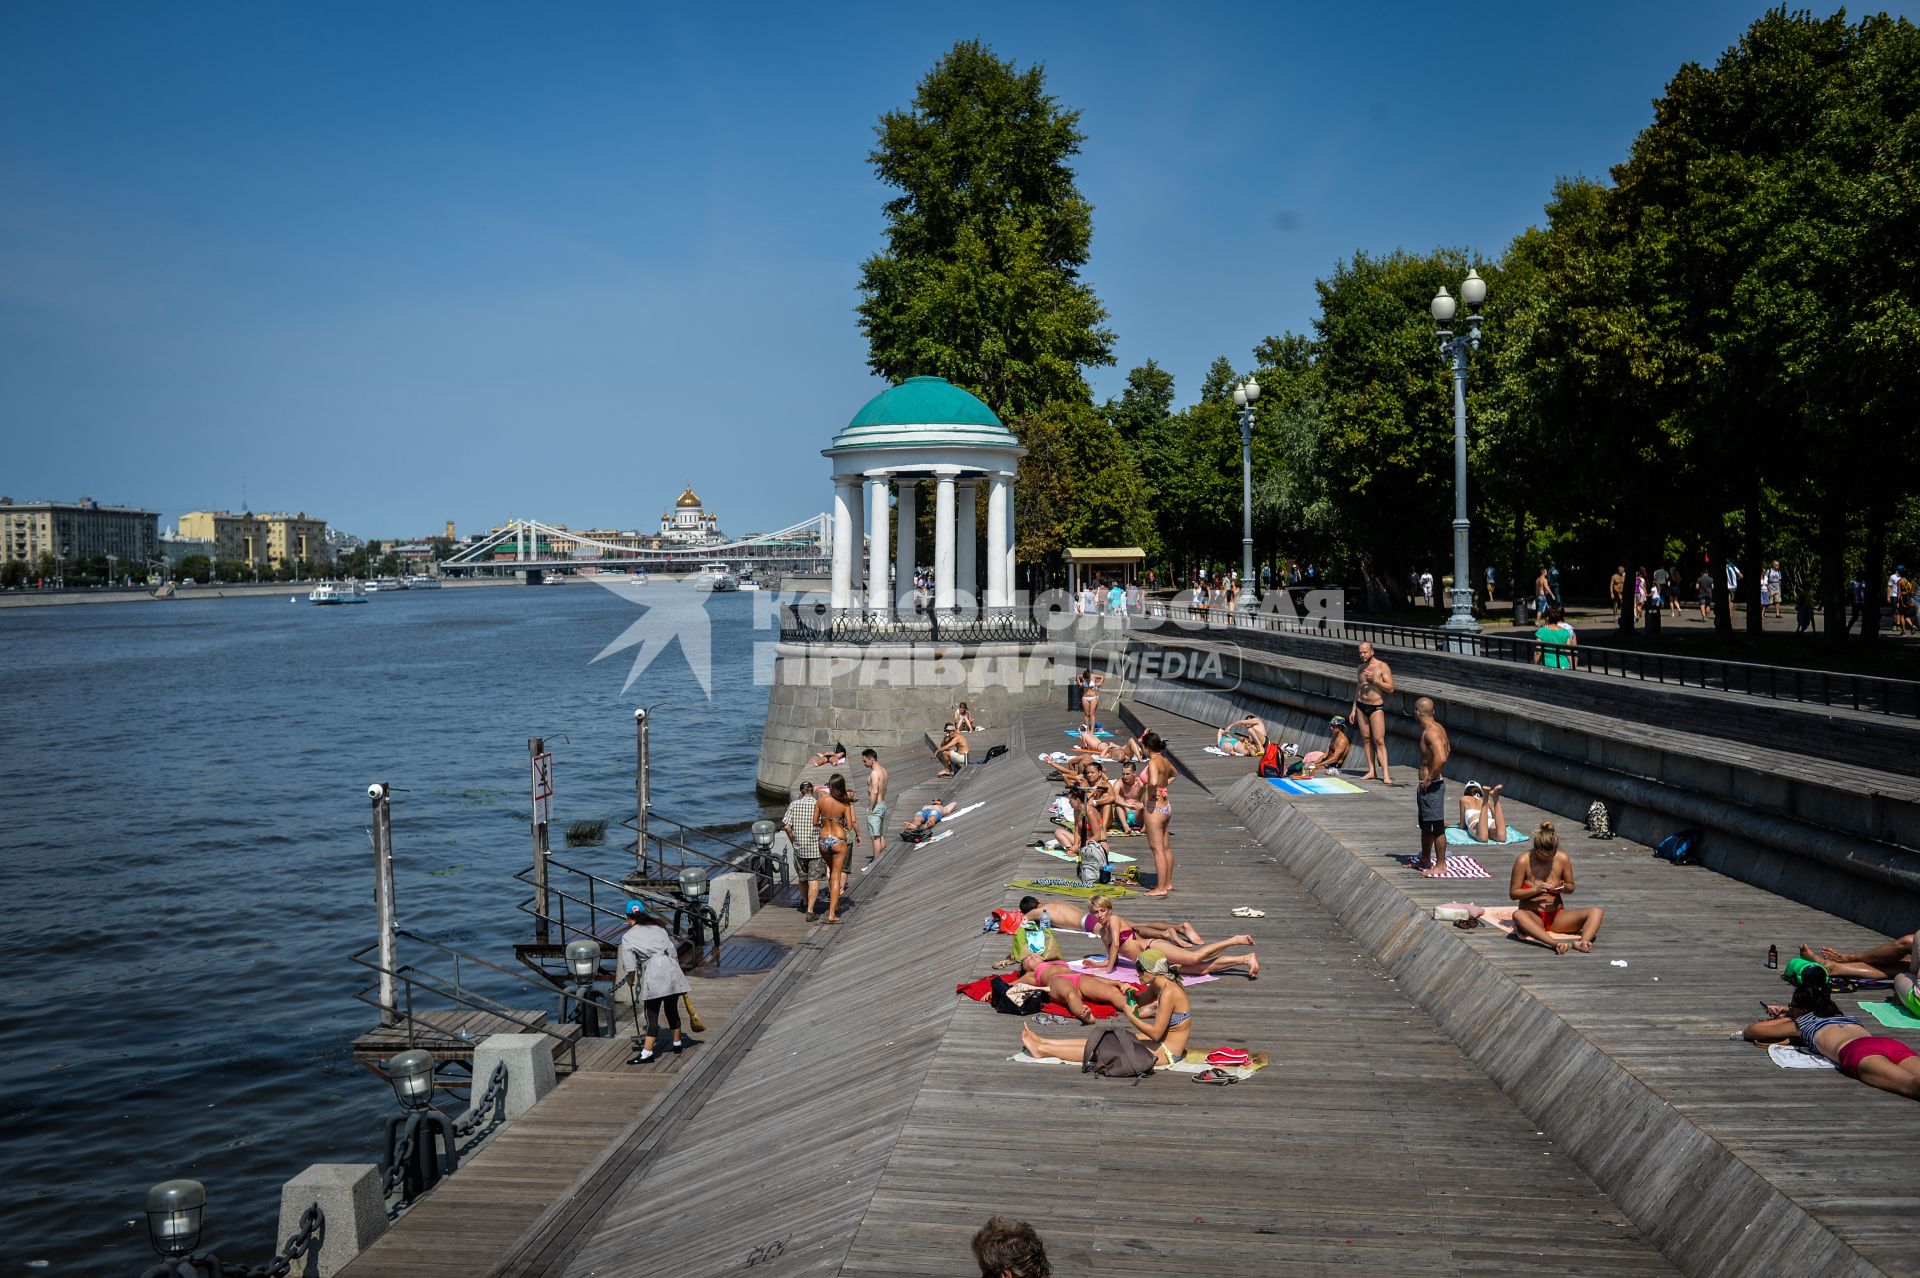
xmin=1068 ymin=956 xmax=1220 ymax=986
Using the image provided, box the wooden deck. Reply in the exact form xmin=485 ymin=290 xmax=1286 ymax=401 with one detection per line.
xmin=529 ymin=702 xmax=1676 ymax=1277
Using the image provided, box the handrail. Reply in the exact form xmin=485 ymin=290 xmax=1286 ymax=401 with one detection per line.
xmin=779 ymin=604 xmax=1048 ymax=645
xmin=348 ymin=929 xmax=602 ymax=1074
xmin=514 ymin=852 xmax=725 ymax=951
xmin=1143 ymin=602 xmax=1920 ymax=718
xmin=615 ymin=812 xmax=787 ymax=900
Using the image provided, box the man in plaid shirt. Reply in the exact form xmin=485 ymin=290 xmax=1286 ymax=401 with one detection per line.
xmin=783 ymin=780 xmax=824 ymax=921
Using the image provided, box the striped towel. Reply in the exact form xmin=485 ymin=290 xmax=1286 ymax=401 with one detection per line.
xmin=1397 ymin=854 xmax=1491 ymax=879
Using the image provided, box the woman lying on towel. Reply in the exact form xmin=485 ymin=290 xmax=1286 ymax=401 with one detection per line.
xmin=1014 ymin=954 xmax=1137 ymax=1024
xmin=1744 ymin=958 xmax=1920 ymax=1099
xmin=1216 ymin=716 xmax=1267 ymax=755
xmin=1018 ymin=894 xmax=1204 ymax=948
xmin=1085 ymin=895 xmax=1260 ymax=978
xmin=1020 ymin=950 xmax=1193 ymax=1066
xmin=1507 ymin=822 xmax=1603 ymax=955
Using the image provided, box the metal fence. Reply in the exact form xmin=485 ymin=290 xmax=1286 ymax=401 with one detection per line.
xmin=778 ymin=605 xmax=1049 ymax=645
xmin=1145 ymin=602 xmax=1920 ymax=718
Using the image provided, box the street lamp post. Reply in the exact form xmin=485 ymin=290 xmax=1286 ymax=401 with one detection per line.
xmin=1232 ymin=377 xmax=1261 ymax=611
xmin=1430 ymin=269 xmax=1488 ymax=637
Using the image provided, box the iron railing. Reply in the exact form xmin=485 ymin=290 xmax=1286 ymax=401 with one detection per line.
xmin=513 ymin=854 xmax=726 ymax=956
xmin=348 ymin=928 xmax=596 ymax=1075
xmin=779 ymin=604 xmax=1048 ymax=645
xmin=1144 ymin=602 xmax=1920 ymax=718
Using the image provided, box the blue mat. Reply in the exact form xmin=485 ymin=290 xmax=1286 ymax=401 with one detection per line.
xmin=1267 ymin=776 xmax=1364 ymax=795
xmin=1065 ymin=728 xmax=1114 ymax=738
xmin=1445 ymin=824 xmax=1528 ymax=845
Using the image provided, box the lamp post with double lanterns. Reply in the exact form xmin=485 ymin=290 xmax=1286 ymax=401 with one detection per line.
xmin=1429 ymin=268 xmax=1488 ymax=638
xmin=1232 ymin=377 xmax=1261 ymax=611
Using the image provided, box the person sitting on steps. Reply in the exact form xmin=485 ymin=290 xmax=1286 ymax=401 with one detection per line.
xmin=935 ymin=722 xmax=970 ymax=777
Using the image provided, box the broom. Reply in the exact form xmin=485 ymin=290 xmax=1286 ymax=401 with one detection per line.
xmin=682 ymin=991 xmax=706 ymax=1033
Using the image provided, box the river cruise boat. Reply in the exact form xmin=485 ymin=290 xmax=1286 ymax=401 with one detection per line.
xmin=694 ymin=563 xmax=738 ymax=591
xmin=404 ymin=574 xmax=442 ymax=589
xmin=310 ymin=582 xmax=367 ymax=605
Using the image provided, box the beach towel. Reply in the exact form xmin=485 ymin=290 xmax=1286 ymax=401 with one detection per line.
xmin=1069 ymin=955 xmax=1218 ymax=986
xmin=1166 ymin=1049 xmax=1270 ymax=1080
xmin=1267 ymin=776 xmax=1365 ymax=795
xmin=946 ymin=801 xmax=986 ymax=822
xmin=1445 ymin=824 xmax=1529 ymax=845
xmin=922 ymin=830 xmax=954 ymax=846
xmin=1065 ymin=728 xmax=1114 ymax=738
xmin=1032 ymin=845 xmax=1137 ymax=865
xmin=1395 ymin=854 xmax=1491 ymax=879
xmin=1857 ymin=998 xmax=1920 ymax=1030
xmin=1008 ymin=1050 xmax=1070 ymax=1065
xmin=1768 ymin=1043 xmax=1837 ymax=1071
xmin=1007 ymin=879 xmax=1137 ymax=900
xmin=956 ymin=975 xmax=1126 ymax=1021
xmin=1203 ymin=746 xmax=1238 ymax=757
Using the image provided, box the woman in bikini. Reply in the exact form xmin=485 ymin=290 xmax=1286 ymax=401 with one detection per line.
xmin=1019 ymin=950 xmax=1193 ymax=1068
xmin=954 ymin=701 xmax=978 ymax=732
xmin=1014 ymin=953 xmax=1136 ymax=1023
xmin=813 ymin=773 xmax=860 ymax=924
xmin=1018 ymin=895 xmax=1204 ymax=948
xmin=1084 ymin=894 xmax=1259 ymax=977
xmin=1507 ymin=821 xmax=1603 ymax=954
xmin=1744 ymin=958 xmax=1920 ymax=1100
xmin=1348 ymin=642 xmax=1395 ymax=784
xmin=1141 ymin=729 xmax=1177 ymax=896
xmin=1078 ymin=663 xmax=1105 ymax=734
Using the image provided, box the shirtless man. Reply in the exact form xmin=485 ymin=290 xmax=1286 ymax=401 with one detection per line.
xmin=1318 ymin=716 xmax=1354 ymax=772
xmin=1533 ymin=566 xmax=1553 ymax=622
xmin=1113 ymin=760 xmax=1146 ymax=832
xmin=1458 ymin=780 xmax=1507 ymax=844
xmin=1348 ymin=642 xmax=1396 ymax=784
xmin=860 ymin=748 xmax=889 ymax=868
xmin=1800 ymin=933 xmax=1916 ymax=980
xmin=1412 ymin=696 xmax=1451 ymax=872
xmin=935 ymin=723 xmax=970 ymax=777
xmin=1018 ymin=895 xmax=1203 ymax=947
xmin=901 ymin=798 xmax=959 ymax=835
xmin=1609 ymin=566 xmax=1626 ymax=621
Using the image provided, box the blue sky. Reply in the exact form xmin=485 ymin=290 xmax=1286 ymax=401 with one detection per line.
xmin=1 ymin=1 xmax=1901 ymax=539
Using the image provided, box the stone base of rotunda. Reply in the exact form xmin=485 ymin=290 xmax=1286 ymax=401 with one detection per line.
xmin=755 ymin=639 xmax=1076 ymax=797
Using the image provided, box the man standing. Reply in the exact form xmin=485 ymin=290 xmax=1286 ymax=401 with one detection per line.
xmin=1348 ymin=642 xmax=1396 ymax=785
xmin=1726 ymin=559 xmax=1743 ymax=615
xmin=1412 ymin=696 xmax=1452 ymax=875
xmin=783 ymin=781 xmax=823 ymax=920
xmin=1608 ymin=565 xmax=1626 ymax=621
xmin=1652 ymin=565 xmax=1671 ymax=616
xmin=1547 ymin=560 xmax=1562 ymax=611
xmin=1484 ymin=563 xmax=1496 ymax=609
xmin=1697 ymin=566 xmax=1715 ymax=621
xmin=1533 ymin=565 xmax=1552 ymax=623
xmin=1767 ymin=561 xmax=1784 ymax=620
xmin=860 ymin=748 xmax=889 ymax=870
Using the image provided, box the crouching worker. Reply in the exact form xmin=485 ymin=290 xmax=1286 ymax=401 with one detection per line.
xmin=617 ymin=900 xmax=696 ymax=1064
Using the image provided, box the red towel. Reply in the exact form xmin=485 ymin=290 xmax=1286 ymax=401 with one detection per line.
xmin=954 ymin=975 xmax=1131 ymax=1020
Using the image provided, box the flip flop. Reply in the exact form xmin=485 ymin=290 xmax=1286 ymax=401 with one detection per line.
xmin=1231 ymin=906 xmax=1267 ymax=918
xmin=1193 ymin=1068 xmax=1239 ymax=1085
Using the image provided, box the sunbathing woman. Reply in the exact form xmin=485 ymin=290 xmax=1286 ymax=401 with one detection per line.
xmin=1019 ymin=950 xmax=1193 ymax=1067
xmin=1458 ymin=781 xmax=1507 ymax=843
xmin=1086 ymin=894 xmax=1258 ymax=978
xmin=902 ymin=799 xmax=959 ymax=834
xmin=1218 ymin=715 xmax=1268 ymax=754
xmin=813 ymin=773 xmax=859 ymax=924
xmin=807 ymin=742 xmax=847 ymax=768
xmin=1141 ymin=730 xmax=1177 ymax=897
xmin=1744 ymin=958 xmax=1920 ymax=1099
xmin=1019 ymin=894 xmax=1204 ymax=948
xmin=1014 ymin=953 xmax=1136 ymax=1024
xmin=1507 ymin=821 xmax=1603 ymax=953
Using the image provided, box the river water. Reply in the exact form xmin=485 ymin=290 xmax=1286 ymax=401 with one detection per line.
xmin=0 ymin=582 xmax=783 ymax=1272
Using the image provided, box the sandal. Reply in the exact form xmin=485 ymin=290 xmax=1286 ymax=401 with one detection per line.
xmin=1229 ymin=906 xmax=1267 ymax=918
xmin=1193 ymin=1068 xmax=1239 ymax=1085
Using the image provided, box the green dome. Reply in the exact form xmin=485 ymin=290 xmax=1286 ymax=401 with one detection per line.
xmin=829 ymin=376 xmax=1019 ymax=451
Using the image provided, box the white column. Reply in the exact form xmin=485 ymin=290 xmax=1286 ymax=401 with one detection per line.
xmin=955 ymin=480 xmax=978 ymax=613
xmin=845 ymin=478 xmax=864 ymax=609
xmin=894 ymin=480 xmax=917 ymax=615
xmin=830 ymin=480 xmax=854 ymax=610
xmin=867 ymin=474 xmax=892 ymax=621
xmin=985 ymin=476 xmax=1008 ymax=610
xmin=1002 ymin=476 xmax=1016 ymax=604
xmin=934 ymin=472 xmax=956 ymax=613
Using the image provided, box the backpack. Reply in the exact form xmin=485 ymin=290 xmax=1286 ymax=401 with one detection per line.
xmin=1077 ymin=840 xmax=1109 ymax=886
xmin=1586 ymin=801 xmax=1614 ymax=840
xmin=982 ymin=743 xmax=1008 ymax=763
xmin=1654 ymin=828 xmax=1703 ymax=865
xmin=1255 ymin=742 xmax=1284 ymax=779
xmin=989 ymin=976 xmax=1048 ymax=1016
xmin=1083 ymin=1025 xmax=1158 ymax=1080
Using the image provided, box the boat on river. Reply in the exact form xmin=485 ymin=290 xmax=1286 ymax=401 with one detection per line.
xmin=404 ymin=574 xmax=442 ymax=589
xmin=310 ymin=582 xmax=367 ymax=605
xmin=694 ymin=563 xmax=738 ymax=592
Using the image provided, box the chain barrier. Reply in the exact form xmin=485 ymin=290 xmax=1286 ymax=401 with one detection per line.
xmin=136 ymin=1203 xmax=323 ymax=1278
xmin=453 ymin=1061 xmax=509 ymax=1152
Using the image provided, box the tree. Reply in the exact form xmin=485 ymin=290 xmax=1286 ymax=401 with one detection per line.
xmin=858 ymin=40 xmax=1115 ymax=419
xmin=1 ymin=559 xmax=25 ymax=588
xmin=176 ymin=554 xmax=211 ymax=583
xmin=1012 ymin=400 xmax=1155 ymax=576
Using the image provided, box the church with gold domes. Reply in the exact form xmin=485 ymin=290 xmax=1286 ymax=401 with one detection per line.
xmin=658 ymin=483 xmax=722 ymax=544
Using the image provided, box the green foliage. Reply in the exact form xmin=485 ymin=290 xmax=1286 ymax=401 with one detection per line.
xmin=174 ymin=554 xmax=211 ymax=583
xmin=858 ymin=40 xmax=1115 ymax=418
xmin=0 ymin=559 xmax=25 ymax=588
xmin=1012 ymin=400 xmax=1155 ymax=573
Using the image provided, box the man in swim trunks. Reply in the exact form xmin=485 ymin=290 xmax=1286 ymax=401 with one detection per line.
xmin=936 ymin=723 xmax=969 ymax=777
xmin=861 ymin=748 xmax=889 ymax=868
xmin=1348 ymin=642 xmax=1395 ymax=784
xmin=1113 ymin=761 xmax=1146 ymax=831
xmin=1319 ymin=716 xmax=1353 ymax=772
xmin=902 ymin=799 xmax=959 ymax=834
xmin=1412 ymin=696 xmax=1450 ymax=872
xmin=1017 ymin=895 xmax=1204 ymax=948
xmin=1458 ymin=780 xmax=1506 ymax=844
